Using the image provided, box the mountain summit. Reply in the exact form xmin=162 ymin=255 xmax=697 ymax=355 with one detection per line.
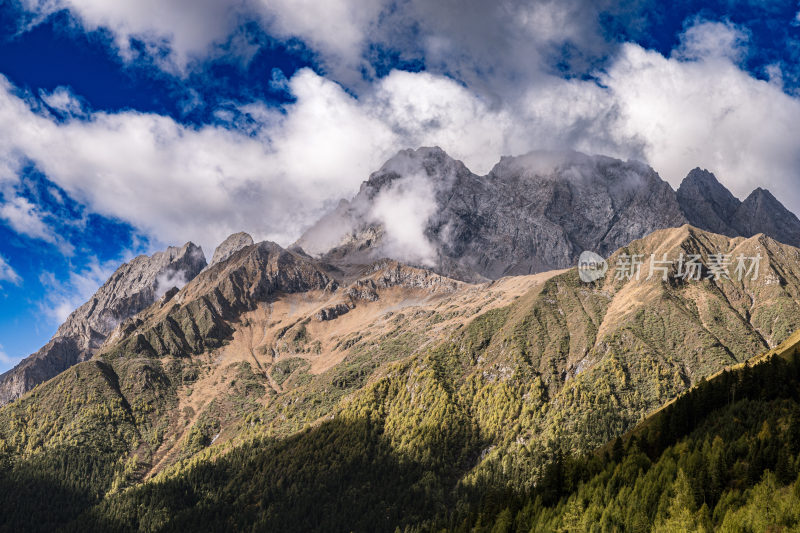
xmin=297 ymin=149 xmax=800 ymax=281
xmin=0 ymin=242 xmax=207 ymax=406
xmin=210 ymin=232 xmax=255 ymax=267
xmin=736 ymin=187 xmax=800 ymax=247
xmin=675 ymin=168 xmax=742 ymax=236
xmin=677 ymin=168 xmax=800 ymax=247
xmin=296 ymin=147 xmax=687 ymax=280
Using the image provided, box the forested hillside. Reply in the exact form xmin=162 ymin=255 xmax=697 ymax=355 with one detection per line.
xmin=466 ymin=336 xmax=800 ymax=532
xmin=2 ymin=226 xmax=800 ymax=532
xmin=50 ymin=324 xmax=800 ymax=531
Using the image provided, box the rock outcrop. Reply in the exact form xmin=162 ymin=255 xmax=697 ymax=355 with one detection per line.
xmin=0 ymin=242 xmax=207 ymax=406
xmin=675 ymin=168 xmax=741 ymax=237
xmin=735 ymin=188 xmax=800 ymax=247
xmin=107 ymin=241 xmax=336 ymax=359
xmin=210 ymin=232 xmax=255 ymax=267
xmin=677 ymin=168 xmax=800 ymax=247
xmin=296 ymin=147 xmax=688 ymax=280
xmin=298 ymin=149 xmax=800 ymax=281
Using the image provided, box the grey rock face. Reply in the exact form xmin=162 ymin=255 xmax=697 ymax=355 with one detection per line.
xmin=108 ymin=241 xmax=337 ymax=359
xmin=677 ymin=169 xmax=800 ymax=247
xmin=297 ymin=147 xmax=688 ymax=280
xmin=734 ymin=188 xmax=800 ymax=247
xmin=676 ymin=168 xmax=741 ymax=237
xmin=0 ymin=242 xmax=207 ymax=406
xmin=210 ymin=232 xmax=255 ymax=267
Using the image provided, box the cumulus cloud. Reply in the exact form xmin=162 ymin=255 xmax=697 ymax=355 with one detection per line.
xmin=17 ymin=0 xmax=246 ymax=73
xmin=369 ymin=173 xmax=439 ymax=266
xmin=0 ymin=13 xmax=798 ymax=261
xmin=0 ymin=71 xmax=400 ymax=252
xmin=675 ymin=19 xmax=750 ymax=62
xmin=16 ymin=0 xmax=643 ymax=88
xmin=254 ymin=0 xmax=383 ymax=84
xmin=0 ymin=255 xmax=21 ymax=285
xmin=602 ymin=39 xmax=800 ymax=208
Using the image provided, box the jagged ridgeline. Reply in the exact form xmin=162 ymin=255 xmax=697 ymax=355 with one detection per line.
xmin=5 ymin=148 xmax=800 ymax=408
xmin=296 ymin=147 xmax=800 ymax=279
xmin=2 ymin=223 xmax=800 ymax=531
xmin=0 ymin=243 xmax=208 ymax=406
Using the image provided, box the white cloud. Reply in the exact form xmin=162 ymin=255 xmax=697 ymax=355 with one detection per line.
xmin=38 ymin=255 xmax=124 ymax=323
xmin=16 ymin=0 xmax=639 ymax=89
xmin=0 ymin=195 xmax=57 ymax=242
xmin=155 ymin=269 xmax=187 ymax=298
xmin=674 ymin=19 xmax=749 ymax=62
xmin=18 ymin=0 xmax=247 ymax=72
xmin=39 ymin=86 xmax=86 ymax=116
xmin=254 ymin=0 xmax=383 ymax=83
xmin=369 ymin=172 xmax=438 ymax=266
xmin=0 ymin=71 xmax=401 ymax=253
xmin=601 ymin=40 xmax=800 ymax=209
xmin=0 ymin=343 xmax=20 ymax=367
xmin=0 ymin=255 xmax=21 ymax=285
xmin=0 ymin=16 xmax=799 ymax=261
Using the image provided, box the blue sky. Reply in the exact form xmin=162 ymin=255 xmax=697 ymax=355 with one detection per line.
xmin=1 ymin=0 xmax=800 ymax=371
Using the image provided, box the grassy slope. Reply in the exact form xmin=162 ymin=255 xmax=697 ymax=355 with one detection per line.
xmin=2 ymin=227 xmax=800 ymax=530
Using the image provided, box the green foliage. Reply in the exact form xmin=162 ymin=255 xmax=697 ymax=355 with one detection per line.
xmin=467 ymin=351 xmax=800 ymax=532
xmin=271 ymin=357 xmax=309 ymax=386
xmin=3 ymin=271 xmax=800 ymax=531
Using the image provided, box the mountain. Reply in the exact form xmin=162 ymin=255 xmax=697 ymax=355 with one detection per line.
xmin=3 ymin=147 xmax=800 ymax=530
xmin=209 ymin=232 xmax=254 ymax=267
xmin=296 ymin=147 xmax=687 ymax=281
xmin=5 ymin=150 xmax=796 ymax=411
xmin=677 ymin=168 xmax=800 ymax=247
xmin=0 ymin=242 xmax=207 ymax=407
xmin=736 ymin=187 xmax=800 ymax=247
xmin=298 ymin=149 xmax=800 ymax=283
xmin=458 ymin=335 xmax=800 ymax=532
xmin=675 ymin=167 xmax=742 ymax=236
xmin=3 ymin=226 xmax=800 ymax=530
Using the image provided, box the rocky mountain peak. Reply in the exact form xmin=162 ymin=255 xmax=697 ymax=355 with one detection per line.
xmin=210 ymin=232 xmax=255 ymax=267
xmin=676 ymin=168 xmax=741 ymax=236
xmin=675 ymin=167 xmax=800 ymax=247
xmin=736 ymin=187 xmax=800 ymax=247
xmin=105 ymin=241 xmax=337 ymax=360
xmin=0 ymin=242 xmax=207 ymax=406
xmin=360 ymin=146 xmax=471 ymax=198
xmin=297 ymin=148 xmax=687 ymax=281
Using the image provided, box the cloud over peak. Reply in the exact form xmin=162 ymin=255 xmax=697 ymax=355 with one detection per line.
xmin=0 ymin=7 xmax=798 ymax=262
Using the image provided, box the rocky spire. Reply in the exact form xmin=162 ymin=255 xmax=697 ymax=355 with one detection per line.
xmin=210 ymin=232 xmax=255 ymax=267
xmin=735 ymin=188 xmax=800 ymax=247
xmin=676 ymin=167 xmax=741 ymax=237
xmin=676 ymin=168 xmax=800 ymax=247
